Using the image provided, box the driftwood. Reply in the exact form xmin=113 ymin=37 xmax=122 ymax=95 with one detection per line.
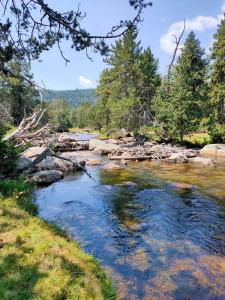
xmin=4 ymin=109 xmax=48 ymax=142
xmin=110 ymin=155 xmax=153 ymax=161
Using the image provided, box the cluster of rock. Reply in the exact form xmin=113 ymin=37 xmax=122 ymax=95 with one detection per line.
xmin=17 ymin=130 xmax=225 ymax=185
xmin=89 ymin=138 xmax=217 ymax=166
xmin=31 ymin=132 xmax=90 ymax=151
xmin=17 ymin=146 xmax=85 ymax=185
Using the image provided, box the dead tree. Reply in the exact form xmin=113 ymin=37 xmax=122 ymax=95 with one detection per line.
xmin=4 ymin=109 xmax=48 ymax=142
xmin=167 ymin=20 xmax=186 ymax=78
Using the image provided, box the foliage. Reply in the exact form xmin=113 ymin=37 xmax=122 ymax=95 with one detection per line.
xmin=154 ymin=32 xmax=209 ymax=142
xmin=208 ymin=117 xmax=225 ymax=143
xmin=0 ymin=181 xmax=116 ymax=299
xmin=210 ymin=14 xmax=225 ymax=124
xmin=0 ymin=0 xmax=150 ymax=80
xmin=96 ymin=26 xmax=160 ymax=130
xmin=45 ymin=99 xmax=73 ymax=130
xmin=0 ymin=123 xmax=19 ymax=176
xmin=0 ymin=58 xmax=37 ymax=125
xmin=43 ymin=89 xmax=97 ymax=106
xmin=71 ymin=103 xmax=96 ymax=128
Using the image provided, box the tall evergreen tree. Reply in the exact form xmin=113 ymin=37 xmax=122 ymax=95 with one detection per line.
xmin=96 ymin=27 xmax=160 ymax=129
xmin=210 ymin=14 xmax=225 ymax=124
xmin=138 ymin=48 xmax=161 ymax=124
xmin=96 ymin=27 xmax=142 ymax=129
xmin=155 ymin=31 xmax=208 ymax=141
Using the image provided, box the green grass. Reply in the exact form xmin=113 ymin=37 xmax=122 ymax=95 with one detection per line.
xmin=0 ymin=180 xmax=116 ymax=300
xmin=184 ymin=132 xmax=211 ymax=147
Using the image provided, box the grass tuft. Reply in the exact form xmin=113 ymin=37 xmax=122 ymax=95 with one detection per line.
xmin=0 ymin=180 xmax=116 ymax=300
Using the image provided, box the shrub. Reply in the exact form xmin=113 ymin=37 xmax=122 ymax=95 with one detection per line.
xmin=0 ymin=123 xmax=19 ymax=176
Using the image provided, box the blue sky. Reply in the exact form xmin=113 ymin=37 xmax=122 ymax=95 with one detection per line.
xmin=31 ymin=0 xmax=225 ymax=90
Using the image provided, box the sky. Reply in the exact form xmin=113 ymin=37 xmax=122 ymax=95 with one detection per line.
xmin=31 ymin=0 xmax=225 ymax=90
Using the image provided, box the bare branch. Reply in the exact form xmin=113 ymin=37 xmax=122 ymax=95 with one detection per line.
xmin=167 ymin=19 xmax=186 ymax=78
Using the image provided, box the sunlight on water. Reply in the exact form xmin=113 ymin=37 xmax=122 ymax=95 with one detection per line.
xmin=35 ymin=160 xmax=225 ymax=299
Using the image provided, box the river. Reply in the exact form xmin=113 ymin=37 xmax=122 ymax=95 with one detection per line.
xmin=34 ymin=158 xmax=225 ymax=299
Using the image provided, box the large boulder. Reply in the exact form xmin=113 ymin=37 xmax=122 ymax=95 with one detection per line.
xmin=37 ymin=156 xmax=81 ymax=171
xmin=168 ymin=153 xmax=188 ymax=163
xmin=17 ymin=147 xmax=49 ymax=171
xmin=190 ymin=157 xmax=216 ymax=165
xmin=30 ymin=170 xmax=63 ymax=185
xmin=200 ymin=144 xmax=225 ymax=157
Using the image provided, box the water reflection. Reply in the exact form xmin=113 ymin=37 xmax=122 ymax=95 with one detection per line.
xmin=35 ymin=161 xmax=225 ymax=299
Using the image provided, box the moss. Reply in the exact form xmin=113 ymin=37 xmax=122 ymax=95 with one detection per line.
xmin=0 ymin=181 xmax=116 ymax=300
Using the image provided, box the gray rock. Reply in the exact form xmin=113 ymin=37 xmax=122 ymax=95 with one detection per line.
xmin=89 ymin=139 xmax=106 ymax=150
xmin=37 ymin=156 xmax=80 ymax=171
xmin=30 ymin=170 xmax=63 ymax=184
xmin=86 ymin=159 xmax=102 ymax=166
xmin=200 ymin=144 xmax=225 ymax=157
xmin=17 ymin=147 xmax=49 ymax=171
xmin=57 ymin=132 xmax=77 ymax=143
xmin=94 ymin=143 xmax=121 ymax=155
xmin=102 ymin=163 xmax=123 ymax=170
xmin=168 ymin=153 xmax=188 ymax=163
xmin=190 ymin=156 xmax=216 ymax=165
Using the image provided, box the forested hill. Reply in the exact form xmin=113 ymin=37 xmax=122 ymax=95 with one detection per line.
xmin=43 ymin=89 xmax=97 ymax=106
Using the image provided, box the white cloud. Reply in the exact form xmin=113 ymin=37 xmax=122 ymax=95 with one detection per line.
xmin=79 ymin=75 xmax=94 ymax=88
xmin=222 ymin=3 xmax=225 ymax=12
xmin=160 ymin=3 xmax=225 ymax=54
xmin=160 ymin=16 xmax=218 ymax=54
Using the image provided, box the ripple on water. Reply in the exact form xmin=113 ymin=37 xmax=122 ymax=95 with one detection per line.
xmin=35 ymin=161 xmax=225 ymax=299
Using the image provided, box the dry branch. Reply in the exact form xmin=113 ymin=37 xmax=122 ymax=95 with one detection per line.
xmin=4 ymin=109 xmax=47 ymax=142
xmin=167 ymin=20 xmax=186 ymax=78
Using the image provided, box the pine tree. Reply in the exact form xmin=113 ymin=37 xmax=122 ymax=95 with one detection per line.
xmin=96 ymin=27 xmax=142 ymax=129
xmin=138 ymin=48 xmax=161 ymax=124
xmin=96 ymin=27 xmax=160 ymax=130
xmin=155 ymin=32 xmax=208 ymax=142
xmin=210 ymin=14 xmax=225 ymax=124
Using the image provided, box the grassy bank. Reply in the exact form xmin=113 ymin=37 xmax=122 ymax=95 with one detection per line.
xmin=0 ymin=180 xmax=115 ymax=300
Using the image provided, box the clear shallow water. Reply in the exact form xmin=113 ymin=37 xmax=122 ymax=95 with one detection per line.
xmin=35 ymin=160 xmax=225 ymax=300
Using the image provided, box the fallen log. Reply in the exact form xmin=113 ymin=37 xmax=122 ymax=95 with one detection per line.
xmin=4 ymin=109 xmax=47 ymax=142
xmin=109 ymin=155 xmax=154 ymax=161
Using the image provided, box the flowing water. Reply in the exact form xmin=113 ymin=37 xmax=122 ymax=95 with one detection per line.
xmin=35 ymin=158 xmax=225 ymax=300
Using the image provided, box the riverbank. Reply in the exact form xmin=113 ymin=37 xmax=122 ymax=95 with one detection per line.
xmin=0 ymin=180 xmax=115 ymax=300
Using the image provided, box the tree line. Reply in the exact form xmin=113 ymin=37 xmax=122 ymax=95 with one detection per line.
xmin=73 ymin=15 xmax=225 ymax=143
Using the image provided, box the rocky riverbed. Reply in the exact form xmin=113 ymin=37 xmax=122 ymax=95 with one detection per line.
xmin=17 ymin=131 xmax=225 ymax=185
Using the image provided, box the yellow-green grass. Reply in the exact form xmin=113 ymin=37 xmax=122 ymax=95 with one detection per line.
xmin=0 ymin=184 xmax=115 ymax=300
xmin=184 ymin=132 xmax=211 ymax=147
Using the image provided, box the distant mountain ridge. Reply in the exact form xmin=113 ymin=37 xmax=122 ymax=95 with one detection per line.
xmin=43 ymin=88 xmax=97 ymax=106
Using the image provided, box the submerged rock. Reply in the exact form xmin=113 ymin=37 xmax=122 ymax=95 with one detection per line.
xmin=172 ymin=182 xmax=194 ymax=190
xmin=117 ymin=181 xmax=137 ymax=188
xmin=30 ymin=170 xmax=63 ymax=184
xmin=103 ymin=163 xmax=123 ymax=170
xmin=190 ymin=157 xmax=216 ymax=166
xmin=86 ymin=159 xmax=102 ymax=166
xmin=200 ymin=144 xmax=225 ymax=157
